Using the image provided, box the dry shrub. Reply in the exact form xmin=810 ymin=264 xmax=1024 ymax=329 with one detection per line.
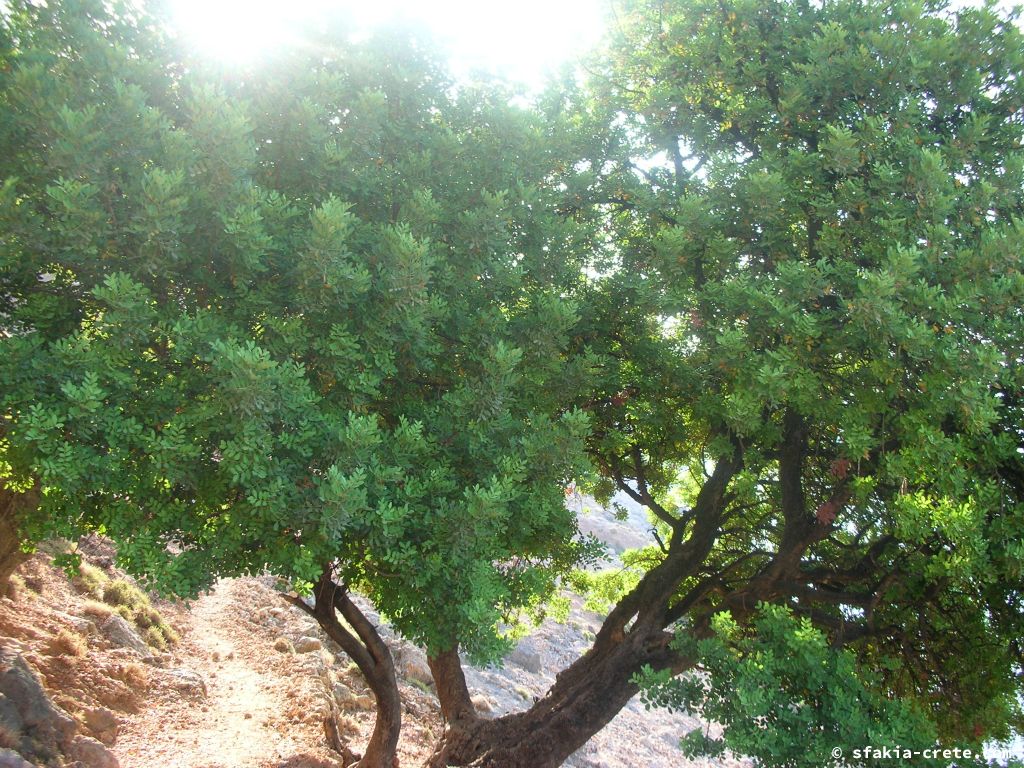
xmin=73 ymin=563 xmax=108 ymax=599
xmin=101 ymin=579 xmax=178 ymax=648
xmin=111 ymin=662 xmax=149 ymax=690
xmin=81 ymin=600 xmax=113 ymax=620
xmin=48 ymin=629 xmax=87 ymax=658
xmin=21 ymin=572 xmax=44 ymax=593
xmin=102 ymin=579 xmax=143 ymax=610
xmin=142 ymin=626 xmax=167 ymax=650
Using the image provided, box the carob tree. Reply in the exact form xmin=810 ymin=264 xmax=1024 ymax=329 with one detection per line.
xmin=0 ymin=3 xmax=596 ymax=765
xmin=425 ymin=0 xmax=1024 ymax=765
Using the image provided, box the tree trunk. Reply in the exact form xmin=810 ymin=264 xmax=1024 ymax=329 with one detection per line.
xmin=425 ymin=456 xmax=738 ymax=767
xmin=428 ymin=648 xmax=477 ymax=725
xmin=427 ymin=624 xmax=689 ymax=768
xmin=0 ymin=484 xmax=39 ymax=596
xmin=358 ymin=654 xmax=401 ymax=768
xmin=290 ymin=573 xmax=401 ymax=768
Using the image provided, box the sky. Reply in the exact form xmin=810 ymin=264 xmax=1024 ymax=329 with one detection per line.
xmin=168 ymin=0 xmax=609 ymax=89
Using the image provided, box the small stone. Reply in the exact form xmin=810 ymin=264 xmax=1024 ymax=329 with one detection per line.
xmin=333 ymin=682 xmax=356 ymax=707
xmin=69 ymin=735 xmax=119 ymax=768
xmin=293 ymin=637 xmax=322 ymax=654
xmin=273 ymin=638 xmax=294 ymax=654
xmin=351 ymin=695 xmax=375 ymax=711
xmin=84 ymin=707 xmax=119 ymax=746
xmin=164 ymin=669 xmax=206 ymax=699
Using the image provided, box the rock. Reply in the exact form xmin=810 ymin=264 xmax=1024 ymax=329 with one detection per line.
xmin=0 ymin=695 xmax=25 ymax=742
xmin=396 ymin=646 xmax=432 ymax=687
xmin=0 ymin=652 xmax=77 ymax=760
xmin=332 ymin=683 xmax=356 ymax=707
xmin=68 ymin=735 xmax=119 ymax=768
xmin=507 ymin=644 xmax=542 ymax=674
xmin=293 ymin=636 xmax=322 ymax=654
xmin=351 ymin=695 xmax=375 ymax=711
xmin=55 ymin=613 xmax=97 ymax=637
xmin=100 ymin=615 xmax=148 ymax=655
xmin=273 ymin=638 xmax=294 ymax=654
xmin=164 ymin=669 xmax=206 ymax=699
xmin=0 ymin=748 xmax=36 ymax=768
xmin=83 ymin=708 xmax=119 ymax=746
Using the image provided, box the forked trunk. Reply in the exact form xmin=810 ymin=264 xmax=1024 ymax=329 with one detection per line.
xmin=426 ymin=457 xmax=737 ymax=767
xmin=290 ymin=573 xmax=401 ymax=768
xmin=427 ymin=626 xmax=687 ymax=768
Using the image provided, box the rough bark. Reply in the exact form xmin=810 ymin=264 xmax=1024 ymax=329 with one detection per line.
xmin=0 ymin=484 xmax=39 ymax=596
xmin=428 ymin=648 xmax=477 ymax=726
xmin=427 ymin=455 xmax=740 ymax=768
xmin=428 ymin=623 xmax=692 ymax=768
xmin=289 ymin=573 xmax=401 ymax=768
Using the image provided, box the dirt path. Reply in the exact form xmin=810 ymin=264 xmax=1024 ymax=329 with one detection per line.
xmin=113 ymin=579 xmax=335 ymax=768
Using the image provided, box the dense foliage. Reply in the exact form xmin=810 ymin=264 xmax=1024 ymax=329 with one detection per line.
xmin=0 ymin=0 xmax=595 ymax=664
xmin=2 ymin=0 xmax=1023 ymax=766
xmin=568 ymin=0 xmax=1024 ymax=760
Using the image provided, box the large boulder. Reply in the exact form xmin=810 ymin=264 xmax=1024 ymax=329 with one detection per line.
xmin=0 ymin=651 xmax=77 ymax=764
xmin=0 ymin=748 xmax=37 ymax=768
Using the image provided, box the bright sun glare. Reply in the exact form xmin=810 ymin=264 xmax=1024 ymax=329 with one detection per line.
xmin=169 ymin=0 xmax=608 ymax=88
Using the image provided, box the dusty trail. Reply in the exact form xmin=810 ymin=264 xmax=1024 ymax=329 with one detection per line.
xmin=113 ymin=579 xmax=327 ymax=768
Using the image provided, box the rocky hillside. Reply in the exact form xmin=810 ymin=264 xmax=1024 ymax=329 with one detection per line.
xmin=0 ymin=499 xmax=745 ymax=768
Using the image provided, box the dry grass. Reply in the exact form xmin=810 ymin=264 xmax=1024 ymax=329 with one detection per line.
xmin=48 ymin=628 xmax=87 ymax=658
xmin=101 ymin=578 xmax=179 ymax=649
xmin=111 ymin=662 xmax=149 ymax=690
xmin=73 ymin=563 xmax=108 ymax=599
xmin=81 ymin=599 xmax=114 ymax=620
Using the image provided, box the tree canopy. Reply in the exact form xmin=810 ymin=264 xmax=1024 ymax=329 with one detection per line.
xmin=572 ymin=0 xmax=1024 ymax=759
xmin=2 ymin=0 xmax=1023 ymax=766
xmin=0 ymin=1 xmax=598 ymax=762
